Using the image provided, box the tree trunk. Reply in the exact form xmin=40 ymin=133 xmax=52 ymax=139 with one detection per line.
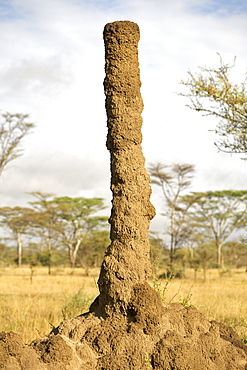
xmin=170 ymin=207 xmax=175 ymax=272
xmin=217 ymin=240 xmax=223 ymax=267
xmin=68 ymin=245 xmax=74 ymax=269
xmin=194 ymin=268 xmax=197 ymax=281
xmin=68 ymin=240 xmax=81 ymax=269
xmin=17 ymin=232 xmax=22 ymax=267
xmin=69 ymin=251 xmax=76 ymax=269
xmin=47 ymin=238 xmax=52 ymax=275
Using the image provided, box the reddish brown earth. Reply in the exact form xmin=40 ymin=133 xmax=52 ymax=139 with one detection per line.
xmin=0 ymin=21 xmax=246 ymax=370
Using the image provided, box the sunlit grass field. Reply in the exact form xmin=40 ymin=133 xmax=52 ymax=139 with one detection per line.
xmin=0 ymin=266 xmax=246 ymax=344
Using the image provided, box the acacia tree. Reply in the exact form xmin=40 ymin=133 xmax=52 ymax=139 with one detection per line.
xmin=28 ymin=192 xmax=60 ymax=274
xmin=224 ymin=241 xmax=247 ymax=268
xmin=0 ymin=111 xmax=34 ymax=175
xmin=0 ymin=112 xmax=34 ymax=265
xmin=186 ymin=190 xmax=247 ymax=267
xmin=148 ymin=162 xmax=195 ymax=271
xmin=30 ymin=194 xmax=108 ymax=269
xmin=0 ymin=206 xmax=36 ymax=266
xmin=53 ymin=196 xmax=108 ymax=268
xmin=0 ymin=194 xmax=109 ymax=270
xmin=180 ymin=56 xmax=247 ymax=156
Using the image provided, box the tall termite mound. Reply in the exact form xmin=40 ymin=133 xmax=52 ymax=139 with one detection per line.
xmin=90 ymin=20 xmax=162 ymax=320
xmin=0 ymin=20 xmax=247 ymax=370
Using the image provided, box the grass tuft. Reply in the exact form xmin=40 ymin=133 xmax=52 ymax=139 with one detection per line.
xmin=61 ymin=288 xmax=93 ymax=320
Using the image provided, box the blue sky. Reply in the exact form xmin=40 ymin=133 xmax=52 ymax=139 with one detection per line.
xmin=0 ymin=2 xmax=16 ymax=19
xmin=195 ymin=0 xmax=247 ymax=15
xmin=0 ymin=0 xmax=246 ymax=232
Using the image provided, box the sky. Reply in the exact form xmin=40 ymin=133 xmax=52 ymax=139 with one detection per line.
xmin=0 ymin=0 xmax=247 ymax=233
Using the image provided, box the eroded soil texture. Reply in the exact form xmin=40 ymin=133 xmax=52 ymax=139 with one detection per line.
xmin=1 ymin=298 xmax=247 ymax=369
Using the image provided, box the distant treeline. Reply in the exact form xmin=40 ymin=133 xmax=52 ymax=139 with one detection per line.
xmin=0 ymin=190 xmax=246 ymax=277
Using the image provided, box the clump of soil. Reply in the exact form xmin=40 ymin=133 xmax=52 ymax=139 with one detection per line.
xmin=1 ymin=303 xmax=247 ymax=369
xmin=0 ymin=21 xmax=246 ymax=370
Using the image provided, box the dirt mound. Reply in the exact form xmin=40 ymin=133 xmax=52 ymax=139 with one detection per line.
xmin=0 ymin=301 xmax=246 ymax=369
xmin=0 ymin=331 xmax=45 ymax=369
xmin=0 ymin=21 xmax=246 ymax=369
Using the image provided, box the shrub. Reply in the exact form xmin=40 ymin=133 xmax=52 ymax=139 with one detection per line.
xmin=61 ymin=288 xmax=93 ymax=320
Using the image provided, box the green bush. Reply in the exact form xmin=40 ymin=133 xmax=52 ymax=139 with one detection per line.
xmin=61 ymin=288 xmax=93 ymax=320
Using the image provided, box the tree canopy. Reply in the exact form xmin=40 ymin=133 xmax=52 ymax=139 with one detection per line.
xmin=0 ymin=111 xmax=34 ymax=175
xmin=184 ymin=190 xmax=247 ymax=267
xmin=0 ymin=194 xmax=109 ymax=271
xmin=29 ymin=193 xmax=108 ymax=269
xmin=0 ymin=206 xmax=36 ymax=267
xmin=180 ymin=56 xmax=247 ymax=157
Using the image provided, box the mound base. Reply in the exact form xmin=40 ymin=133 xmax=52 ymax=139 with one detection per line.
xmin=1 ymin=293 xmax=246 ymax=369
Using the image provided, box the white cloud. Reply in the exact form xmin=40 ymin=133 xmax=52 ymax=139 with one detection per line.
xmin=0 ymin=151 xmax=111 ymax=206
xmin=0 ymin=55 xmax=73 ymax=96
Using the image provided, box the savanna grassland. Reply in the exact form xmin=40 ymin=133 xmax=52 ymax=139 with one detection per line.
xmin=0 ymin=266 xmax=246 ymax=344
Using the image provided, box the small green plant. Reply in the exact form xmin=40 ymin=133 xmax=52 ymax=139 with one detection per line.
xmin=150 ymin=257 xmax=173 ymax=303
xmin=62 ymin=288 xmax=93 ymax=319
xmin=179 ymin=293 xmax=193 ymax=307
xmin=151 ymin=270 xmax=174 ymax=304
xmin=178 ymin=286 xmax=193 ymax=307
xmin=151 ymin=275 xmax=168 ymax=303
xmin=166 ymin=283 xmax=194 ymax=307
xmin=241 ymin=337 xmax=247 ymax=344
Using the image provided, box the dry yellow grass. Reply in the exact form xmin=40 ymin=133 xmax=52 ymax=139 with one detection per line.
xmin=154 ymin=268 xmax=247 ymax=341
xmin=0 ymin=266 xmax=246 ymax=344
xmin=0 ymin=266 xmax=99 ymax=344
